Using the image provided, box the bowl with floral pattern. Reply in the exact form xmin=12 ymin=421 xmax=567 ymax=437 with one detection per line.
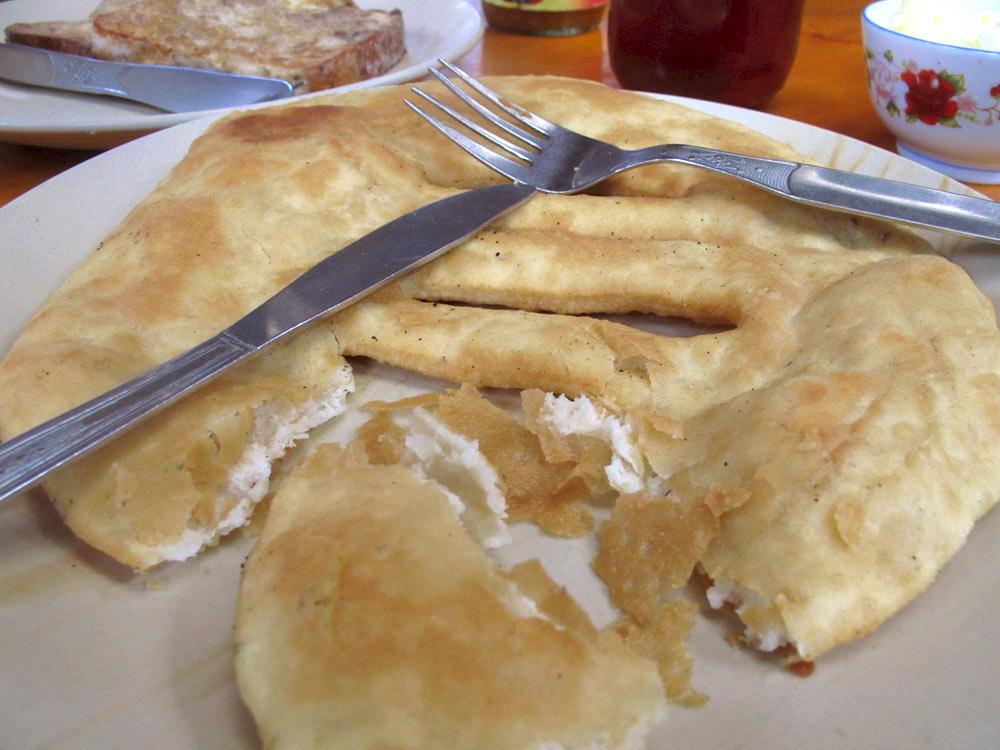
xmin=863 ymin=0 xmax=1000 ymax=183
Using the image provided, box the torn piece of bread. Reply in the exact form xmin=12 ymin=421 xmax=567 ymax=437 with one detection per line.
xmin=1 ymin=317 xmax=352 ymax=571
xmin=6 ymin=0 xmax=405 ymax=93
xmin=50 ymin=327 xmax=352 ymax=570
xmin=0 ymin=90 xmax=482 ymax=570
xmin=646 ymin=255 xmax=1000 ymax=660
xmin=234 ymin=440 xmax=667 ymax=749
xmin=364 ymin=399 xmax=512 ymax=549
xmin=366 ymin=385 xmax=595 ymax=537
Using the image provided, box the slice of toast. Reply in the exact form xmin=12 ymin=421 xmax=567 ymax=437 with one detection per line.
xmin=92 ymin=0 xmax=405 ymax=91
xmin=5 ymin=0 xmax=405 ymax=92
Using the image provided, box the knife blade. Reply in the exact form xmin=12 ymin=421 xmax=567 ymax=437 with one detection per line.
xmin=0 ymin=182 xmax=537 ymax=503
xmin=0 ymin=43 xmax=296 ymax=112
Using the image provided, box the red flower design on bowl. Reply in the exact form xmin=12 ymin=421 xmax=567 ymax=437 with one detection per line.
xmin=900 ymin=69 xmax=958 ymax=125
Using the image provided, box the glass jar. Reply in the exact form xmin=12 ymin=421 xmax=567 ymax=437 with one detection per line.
xmin=483 ymin=0 xmax=608 ymax=37
xmin=607 ymin=0 xmax=805 ymax=109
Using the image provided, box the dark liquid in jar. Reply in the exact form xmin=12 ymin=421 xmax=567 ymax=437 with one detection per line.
xmin=608 ymin=0 xmax=805 ymax=109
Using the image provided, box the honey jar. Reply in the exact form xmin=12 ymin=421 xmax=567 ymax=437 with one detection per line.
xmin=483 ymin=0 xmax=608 ymax=37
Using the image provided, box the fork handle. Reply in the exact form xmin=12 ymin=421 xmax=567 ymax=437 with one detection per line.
xmin=787 ymin=165 xmax=1000 ymax=243
xmin=639 ymin=144 xmax=1000 ymax=243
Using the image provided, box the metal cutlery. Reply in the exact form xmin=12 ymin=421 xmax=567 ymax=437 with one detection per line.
xmin=0 ymin=182 xmax=535 ymax=503
xmin=0 ymin=43 xmax=296 ymax=112
xmin=407 ymin=60 xmax=1000 ymax=245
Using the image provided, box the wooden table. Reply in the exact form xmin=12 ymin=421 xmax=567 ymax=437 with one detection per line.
xmin=1 ymin=0 xmax=998 ymax=206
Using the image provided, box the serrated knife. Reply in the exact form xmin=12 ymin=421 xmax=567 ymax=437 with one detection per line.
xmin=0 ymin=182 xmax=537 ymax=502
xmin=0 ymin=43 xmax=295 ymax=112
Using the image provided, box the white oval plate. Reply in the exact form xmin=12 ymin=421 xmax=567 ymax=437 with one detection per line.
xmin=0 ymin=92 xmax=998 ymax=749
xmin=0 ymin=0 xmax=484 ymax=148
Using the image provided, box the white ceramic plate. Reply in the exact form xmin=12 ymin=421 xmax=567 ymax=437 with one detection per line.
xmin=0 ymin=0 xmax=484 ymax=149
xmin=1 ymin=95 xmax=998 ymax=749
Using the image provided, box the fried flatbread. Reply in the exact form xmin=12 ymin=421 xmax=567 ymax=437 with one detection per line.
xmin=514 ymin=244 xmax=1000 ymax=661
xmin=234 ymin=441 xmax=667 ymax=749
xmin=323 ymin=79 xmax=1000 ymax=660
xmin=2 ymin=76 xmax=996 ymax=668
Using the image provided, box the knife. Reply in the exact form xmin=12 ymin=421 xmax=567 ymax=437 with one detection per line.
xmin=0 ymin=43 xmax=296 ymax=112
xmin=0 ymin=182 xmax=537 ymax=503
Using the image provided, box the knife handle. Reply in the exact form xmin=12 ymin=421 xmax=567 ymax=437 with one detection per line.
xmin=45 ymin=51 xmax=128 ymax=99
xmin=0 ymin=333 xmax=255 ymax=502
xmin=638 ymin=144 xmax=1000 ymax=244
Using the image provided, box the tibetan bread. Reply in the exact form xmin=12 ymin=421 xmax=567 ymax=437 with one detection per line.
xmin=2 ymin=76 xmax=998 ymax=665
xmin=234 ymin=440 xmax=667 ymax=750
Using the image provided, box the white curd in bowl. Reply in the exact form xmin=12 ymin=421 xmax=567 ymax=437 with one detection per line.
xmin=890 ymin=0 xmax=1000 ymax=51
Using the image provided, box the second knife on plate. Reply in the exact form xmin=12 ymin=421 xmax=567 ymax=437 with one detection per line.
xmin=0 ymin=182 xmax=538 ymax=502
xmin=0 ymin=42 xmax=296 ymax=112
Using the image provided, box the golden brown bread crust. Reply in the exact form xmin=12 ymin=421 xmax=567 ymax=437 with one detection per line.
xmin=3 ymin=0 xmax=154 ymax=58
xmin=234 ymin=441 xmax=667 ymax=749
xmin=0 ymin=104 xmax=395 ymax=570
xmin=4 ymin=21 xmax=95 ymax=56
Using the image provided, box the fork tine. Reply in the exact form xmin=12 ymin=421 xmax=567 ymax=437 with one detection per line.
xmin=427 ymin=67 xmax=544 ymax=150
xmin=404 ymin=98 xmax=537 ymax=184
xmin=409 ymin=86 xmax=537 ymax=163
xmin=437 ymin=58 xmax=559 ymax=136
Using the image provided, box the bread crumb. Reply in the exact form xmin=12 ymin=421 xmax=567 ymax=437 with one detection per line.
xmin=594 ymin=491 xmax=719 ymax=624
xmin=785 ymin=658 xmax=816 ymax=678
xmin=614 ymin=601 xmax=708 ymax=707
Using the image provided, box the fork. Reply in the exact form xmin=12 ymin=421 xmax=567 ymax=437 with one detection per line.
xmin=406 ymin=60 xmax=1000 ymax=245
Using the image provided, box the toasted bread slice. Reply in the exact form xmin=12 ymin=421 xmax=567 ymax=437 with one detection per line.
xmin=5 ymin=0 xmax=404 ymax=92
xmin=91 ymin=0 xmax=405 ymax=91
